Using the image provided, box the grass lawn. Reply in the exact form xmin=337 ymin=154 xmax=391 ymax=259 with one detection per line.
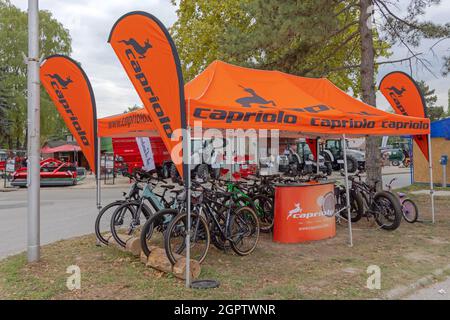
xmin=1 ymin=193 xmax=449 ymax=300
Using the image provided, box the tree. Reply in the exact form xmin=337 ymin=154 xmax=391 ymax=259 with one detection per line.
xmin=171 ymin=0 xmax=390 ymax=93
xmin=170 ymin=0 xmax=253 ymax=81
xmin=123 ymin=104 xmax=142 ymax=113
xmin=359 ymin=0 xmax=450 ymax=188
xmin=0 ymin=0 xmax=72 ymax=149
xmin=416 ymin=80 xmax=445 ymax=121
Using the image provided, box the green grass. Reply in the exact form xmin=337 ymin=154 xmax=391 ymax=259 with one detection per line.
xmin=1 ymin=194 xmax=449 ymax=300
xmin=396 ymin=183 xmax=450 ymax=193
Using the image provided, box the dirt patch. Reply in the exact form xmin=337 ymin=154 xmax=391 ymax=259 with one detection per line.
xmin=1 ymin=194 xmax=449 ymax=300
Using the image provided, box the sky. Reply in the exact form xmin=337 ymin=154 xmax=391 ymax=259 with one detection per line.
xmin=10 ymin=0 xmax=450 ymax=117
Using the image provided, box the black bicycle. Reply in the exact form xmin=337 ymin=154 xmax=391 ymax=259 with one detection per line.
xmin=348 ymin=172 xmax=402 ymax=230
xmin=164 ymin=180 xmax=260 ymax=265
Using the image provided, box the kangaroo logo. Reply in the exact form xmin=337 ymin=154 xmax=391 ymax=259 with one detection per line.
xmin=235 ymin=85 xmax=276 ymax=108
xmin=118 ymin=38 xmax=152 ymax=58
xmin=386 ymin=86 xmax=406 ymax=97
xmin=287 ymin=203 xmax=302 ymax=219
xmin=45 ymin=74 xmax=73 ymax=89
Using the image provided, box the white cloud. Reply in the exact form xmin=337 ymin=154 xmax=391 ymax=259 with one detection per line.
xmin=11 ymin=0 xmax=177 ymax=117
xmin=12 ymin=1 xmax=450 ymax=116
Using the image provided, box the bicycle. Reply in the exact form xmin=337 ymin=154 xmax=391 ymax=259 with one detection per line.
xmin=348 ymin=172 xmax=403 ymax=230
xmin=94 ymin=170 xmax=150 ymax=245
xmin=110 ymin=175 xmax=177 ymax=247
xmin=386 ymin=177 xmax=418 ymax=223
xmin=164 ymin=180 xmax=260 ymax=265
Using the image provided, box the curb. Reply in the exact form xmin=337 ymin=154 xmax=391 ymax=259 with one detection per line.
xmin=384 ymin=264 xmax=450 ymax=299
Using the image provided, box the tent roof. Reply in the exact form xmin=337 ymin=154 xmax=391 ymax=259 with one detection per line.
xmin=184 ymin=61 xmax=430 ymax=137
xmin=98 ymin=108 xmax=158 ymax=138
xmin=98 ymin=61 xmax=430 ymax=139
xmin=41 ymin=144 xmax=81 ymax=153
xmin=431 ymin=117 xmax=450 ymax=139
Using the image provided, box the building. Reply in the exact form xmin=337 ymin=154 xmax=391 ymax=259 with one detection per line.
xmin=413 ymin=117 xmax=450 ymax=186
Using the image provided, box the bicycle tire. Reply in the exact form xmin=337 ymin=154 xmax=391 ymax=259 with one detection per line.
xmin=95 ymin=200 xmax=126 ymax=245
xmin=229 ymin=206 xmax=260 ymax=256
xmin=340 ymin=189 xmax=364 ymax=222
xmin=402 ymin=198 xmax=419 ymax=223
xmin=251 ymin=195 xmax=274 ymax=232
xmin=372 ymin=191 xmax=402 ymax=231
xmin=164 ymin=212 xmax=210 ymax=265
xmin=110 ymin=201 xmax=154 ymax=247
xmin=140 ymin=208 xmax=179 ymax=257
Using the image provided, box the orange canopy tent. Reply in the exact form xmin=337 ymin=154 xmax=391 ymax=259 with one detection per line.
xmin=95 ymin=61 xmax=433 ymax=249
xmin=98 ymin=61 xmax=430 ymax=139
xmin=98 ymin=108 xmax=158 ymax=138
xmin=184 ymin=61 xmax=429 ymax=137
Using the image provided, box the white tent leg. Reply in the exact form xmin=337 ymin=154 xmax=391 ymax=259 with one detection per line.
xmin=428 ymin=134 xmax=435 ymax=223
xmin=316 ymin=138 xmax=320 ymax=174
xmin=183 ymin=125 xmax=192 ymax=288
xmin=96 ymin=136 xmax=101 ymax=210
xmin=342 ymin=134 xmax=353 ymax=247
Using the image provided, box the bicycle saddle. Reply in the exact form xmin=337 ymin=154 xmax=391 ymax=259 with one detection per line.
xmin=215 ymin=191 xmax=232 ymax=198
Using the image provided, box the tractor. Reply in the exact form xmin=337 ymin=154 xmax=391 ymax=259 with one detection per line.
xmin=320 ymin=139 xmax=365 ymax=173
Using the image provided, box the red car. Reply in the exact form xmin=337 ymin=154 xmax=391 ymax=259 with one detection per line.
xmin=11 ymin=158 xmax=78 ymax=187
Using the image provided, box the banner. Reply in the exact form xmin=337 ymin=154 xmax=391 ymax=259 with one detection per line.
xmin=136 ymin=137 xmax=155 ymax=171
xmin=379 ymin=71 xmax=429 ymax=161
xmin=108 ymin=11 xmax=186 ymax=178
xmin=40 ymin=55 xmax=98 ymax=173
xmin=305 ymin=138 xmax=318 ymax=161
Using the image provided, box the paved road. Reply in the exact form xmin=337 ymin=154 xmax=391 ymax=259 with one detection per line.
xmin=0 ymin=169 xmax=412 ymax=260
xmin=404 ymin=277 xmax=450 ymax=300
xmin=0 ymin=187 xmax=120 ymax=259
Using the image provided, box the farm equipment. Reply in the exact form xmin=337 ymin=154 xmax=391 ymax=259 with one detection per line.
xmin=320 ymin=139 xmax=365 ymax=173
xmin=11 ymin=158 xmax=78 ymax=187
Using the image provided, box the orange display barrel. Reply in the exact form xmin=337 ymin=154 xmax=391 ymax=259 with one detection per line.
xmin=273 ymin=182 xmax=336 ymax=243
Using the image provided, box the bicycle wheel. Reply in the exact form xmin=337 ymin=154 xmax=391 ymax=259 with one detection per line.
xmin=372 ymin=191 xmax=402 ymax=231
xmin=340 ymin=189 xmax=364 ymax=222
xmin=164 ymin=212 xmax=210 ymax=265
xmin=110 ymin=201 xmax=153 ymax=247
xmin=140 ymin=208 xmax=179 ymax=257
xmin=402 ymin=198 xmax=419 ymax=223
xmin=95 ymin=200 xmax=125 ymax=245
xmin=209 ymin=207 xmax=231 ymax=251
xmin=251 ymin=195 xmax=274 ymax=232
xmin=229 ymin=206 xmax=260 ymax=256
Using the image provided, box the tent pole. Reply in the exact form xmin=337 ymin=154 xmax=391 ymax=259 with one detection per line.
xmin=342 ymin=134 xmax=353 ymax=247
xmin=184 ymin=102 xmax=192 ymax=288
xmin=96 ymin=136 xmax=101 ymax=209
xmin=428 ymin=134 xmax=435 ymax=223
xmin=316 ymin=137 xmax=320 ymax=174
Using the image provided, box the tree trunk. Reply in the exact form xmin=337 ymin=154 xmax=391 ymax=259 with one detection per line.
xmin=359 ymin=0 xmax=381 ymax=189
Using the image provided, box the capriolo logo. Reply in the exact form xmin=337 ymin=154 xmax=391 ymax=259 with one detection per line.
xmin=45 ymin=73 xmax=73 ymax=89
xmin=286 ymin=193 xmax=335 ymax=220
xmin=235 ymin=85 xmax=276 ymax=109
xmin=118 ymin=38 xmax=152 ymax=58
xmin=385 ymin=86 xmax=409 ymax=116
xmin=46 ymin=74 xmax=90 ymax=147
xmin=118 ymin=38 xmax=174 ymax=139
